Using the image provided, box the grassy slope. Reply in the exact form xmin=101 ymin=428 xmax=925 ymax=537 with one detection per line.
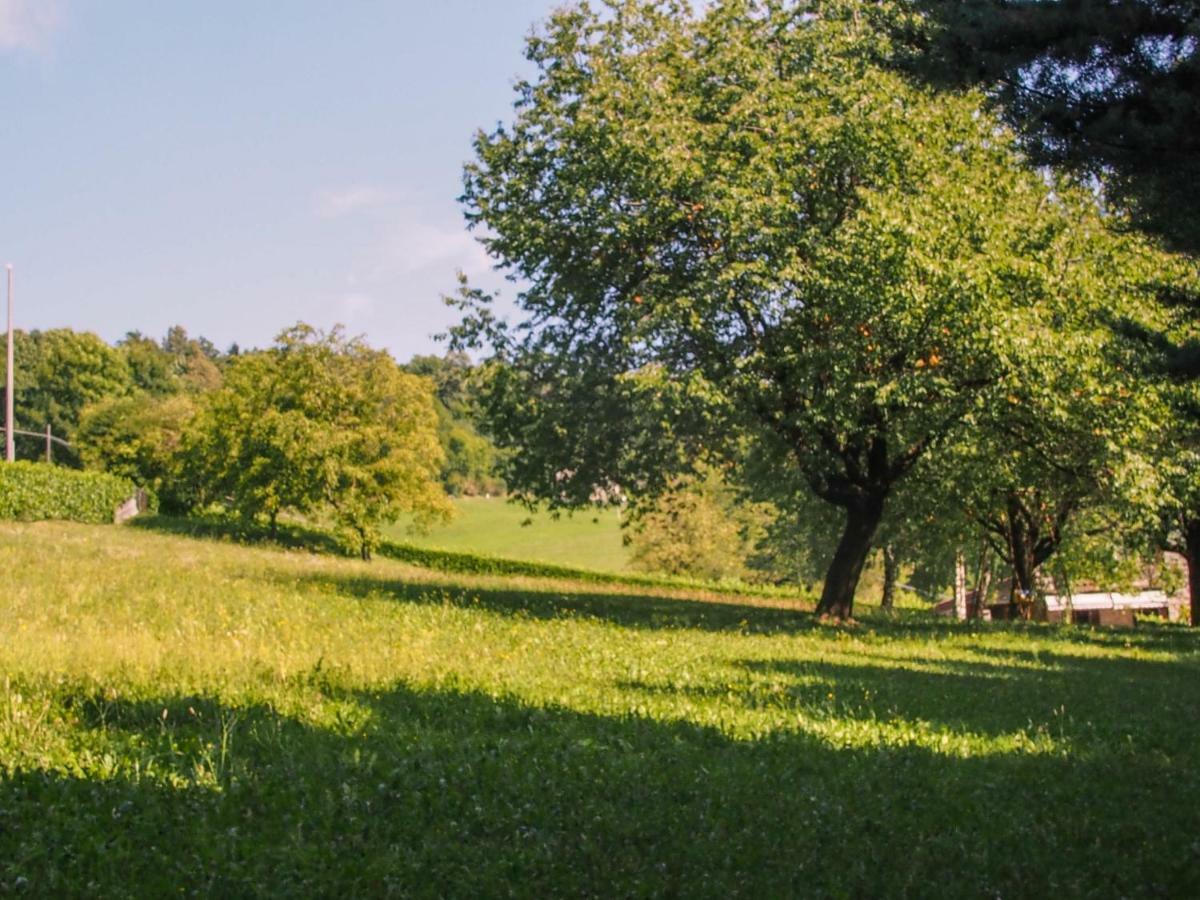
xmin=384 ymin=496 xmax=631 ymax=573
xmin=1 ymin=521 xmax=1198 ymax=897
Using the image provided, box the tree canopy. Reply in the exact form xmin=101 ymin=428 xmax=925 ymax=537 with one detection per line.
xmin=457 ymin=0 xmax=1173 ymax=617
xmin=901 ymin=0 xmax=1200 ymax=256
xmin=183 ymin=325 xmax=450 ymax=558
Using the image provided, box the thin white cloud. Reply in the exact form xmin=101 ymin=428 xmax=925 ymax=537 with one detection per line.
xmin=0 ymin=0 xmax=64 ymax=53
xmin=313 ymin=186 xmax=402 ymax=219
xmin=315 ymin=191 xmax=496 ymax=336
xmin=370 ymin=218 xmax=491 ymax=280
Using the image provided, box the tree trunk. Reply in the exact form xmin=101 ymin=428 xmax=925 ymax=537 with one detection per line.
xmin=1009 ymin=554 xmax=1036 ymax=620
xmin=1005 ymin=501 xmax=1037 ymax=620
xmin=972 ymin=547 xmax=992 ymax=620
xmin=817 ymin=496 xmax=886 ymax=620
xmin=880 ymin=543 xmax=898 ymax=612
xmin=1186 ymin=518 xmax=1200 ymax=628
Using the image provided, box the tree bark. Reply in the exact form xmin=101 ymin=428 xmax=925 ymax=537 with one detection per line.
xmin=1186 ymin=518 xmax=1200 ymax=628
xmin=880 ymin=543 xmax=898 ymax=612
xmin=1003 ymin=494 xmax=1044 ymax=620
xmin=1010 ymin=550 xmax=1036 ymax=619
xmin=817 ymin=495 xmax=886 ymax=619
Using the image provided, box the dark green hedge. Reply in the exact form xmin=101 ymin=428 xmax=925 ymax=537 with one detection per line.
xmin=0 ymin=462 xmax=140 ymax=524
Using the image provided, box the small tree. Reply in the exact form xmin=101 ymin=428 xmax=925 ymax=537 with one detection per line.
xmin=185 ymin=325 xmax=451 ymax=554
xmin=626 ymin=466 xmax=771 ymax=582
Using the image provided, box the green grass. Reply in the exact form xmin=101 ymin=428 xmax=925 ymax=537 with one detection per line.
xmin=385 ymin=496 xmax=631 ymax=572
xmin=2 ymin=521 xmax=1199 ymax=896
xmin=135 ymin=513 xmax=806 ymax=601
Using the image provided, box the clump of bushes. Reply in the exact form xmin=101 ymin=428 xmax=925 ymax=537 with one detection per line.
xmin=0 ymin=461 xmax=141 ymax=524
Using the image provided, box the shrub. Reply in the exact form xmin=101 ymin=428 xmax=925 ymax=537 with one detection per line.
xmin=0 ymin=461 xmax=141 ymax=524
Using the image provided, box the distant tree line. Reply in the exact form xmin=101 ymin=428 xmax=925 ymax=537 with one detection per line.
xmin=0 ymin=323 xmax=509 ymax=559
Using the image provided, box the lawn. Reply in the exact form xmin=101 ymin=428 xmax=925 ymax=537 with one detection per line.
xmin=384 ymin=496 xmax=631 ymax=573
xmin=1 ymin=520 xmax=1198 ymax=896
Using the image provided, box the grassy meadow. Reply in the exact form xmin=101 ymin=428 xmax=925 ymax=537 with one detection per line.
xmin=1 ymin=520 xmax=1198 ymax=896
xmin=385 ymin=496 xmax=631 ymax=573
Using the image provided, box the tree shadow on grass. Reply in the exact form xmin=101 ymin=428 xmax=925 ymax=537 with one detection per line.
xmin=130 ymin=514 xmax=803 ymax=604
xmin=130 ymin=513 xmax=346 ymax=555
xmin=683 ymin=651 xmax=1200 ymax=749
xmin=267 ymin=568 xmax=816 ymax=636
xmin=4 ymin=677 xmax=1198 ymax=898
xmin=129 ymin=515 xmax=1198 ymax=650
xmin=851 ymin=611 xmax=1200 ymax=656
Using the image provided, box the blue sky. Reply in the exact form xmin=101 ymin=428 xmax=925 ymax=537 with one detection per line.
xmin=0 ymin=0 xmax=556 ymax=361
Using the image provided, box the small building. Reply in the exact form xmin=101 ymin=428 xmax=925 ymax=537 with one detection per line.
xmin=1041 ymin=590 xmax=1186 ymax=625
xmin=933 ymin=554 xmax=1190 ymax=627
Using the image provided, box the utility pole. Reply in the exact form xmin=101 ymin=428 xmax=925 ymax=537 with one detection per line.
xmin=5 ymin=265 xmax=13 ymax=463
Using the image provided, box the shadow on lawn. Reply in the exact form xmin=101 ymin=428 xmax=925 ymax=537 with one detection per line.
xmin=272 ymin=564 xmax=1200 ymax=652
xmin=275 ymin=568 xmax=814 ymax=635
xmin=131 ymin=513 xmax=346 ymax=555
xmin=130 ymin=514 xmax=798 ymax=602
xmin=607 ymin=650 xmax=1200 ymax=750
xmin=4 ymin=674 xmax=1199 ymax=897
xmin=745 ymin=652 xmax=1199 ymax=746
xmin=131 ymin=515 xmax=1197 ymax=650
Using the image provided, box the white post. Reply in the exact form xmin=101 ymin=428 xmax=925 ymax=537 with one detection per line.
xmin=954 ymin=551 xmax=968 ymax=620
xmin=5 ymin=265 xmax=13 ymax=463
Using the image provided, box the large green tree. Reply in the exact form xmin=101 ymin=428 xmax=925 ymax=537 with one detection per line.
xmin=458 ymin=0 xmax=1161 ymax=617
xmin=1143 ymin=266 xmax=1200 ymax=624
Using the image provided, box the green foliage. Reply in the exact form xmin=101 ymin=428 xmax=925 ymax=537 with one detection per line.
xmin=900 ymin=0 xmax=1200 ymax=255
xmin=184 ymin=324 xmax=451 ymax=556
xmin=2 ymin=329 xmax=133 ymax=461
xmin=118 ymin=327 xmax=225 ymax=396
xmin=1136 ymin=270 xmax=1200 ymax=621
xmin=159 ymin=325 xmax=224 ymax=392
xmin=118 ymin=333 xmax=181 ymax=396
xmin=627 ymin=466 xmax=772 ymax=582
xmin=459 ymin=0 xmax=1164 ymax=616
xmin=404 ymin=352 xmax=505 ymax=496
xmin=0 ymin=461 xmax=140 ymax=524
xmin=76 ymin=393 xmax=197 ymax=511
xmin=1 ymin=521 xmax=1199 ymax=895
